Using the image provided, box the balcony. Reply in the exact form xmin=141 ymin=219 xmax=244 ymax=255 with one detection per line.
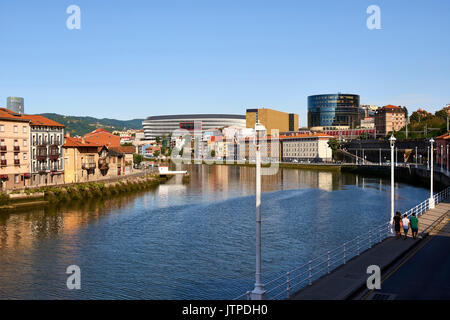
xmin=0 ymin=146 xmax=6 ymax=152
xmin=0 ymin=160 xmax=6 ymax=167
xmin=38 ymin=165 xmax=49 ymax=173
xmin=36 ymin=154 xmax=47 ymax=161
xmin=14 ymin=159 xmax=20 ymax=166
xmin=14 ymin=146 xmax=20 ymax=152
xmin=82 ymin=163 xmax=96 ymax=170
xmin=49 ymin=146 xmax=60 ymax=160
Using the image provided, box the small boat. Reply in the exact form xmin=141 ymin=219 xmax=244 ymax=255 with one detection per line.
xmin=158 ymin=166 xmax=187 ymax=176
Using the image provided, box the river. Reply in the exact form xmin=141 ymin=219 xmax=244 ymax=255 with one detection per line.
xmin=0 ymin=164 xmax=430 ymax=299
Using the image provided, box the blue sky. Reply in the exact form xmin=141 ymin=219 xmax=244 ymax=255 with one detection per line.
xmin=0 ymin=0 xmax=449 ymax=126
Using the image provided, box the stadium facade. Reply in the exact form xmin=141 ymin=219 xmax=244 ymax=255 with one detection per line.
xmin=142 ymin=114 xmax=246 ymax=140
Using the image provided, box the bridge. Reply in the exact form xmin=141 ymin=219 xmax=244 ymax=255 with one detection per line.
xmin=235 ymin=167 xmax=450 ymax=300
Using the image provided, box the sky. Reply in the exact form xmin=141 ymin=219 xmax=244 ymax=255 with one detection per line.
xmin=0 ymin=0 xmax=449 ymax=126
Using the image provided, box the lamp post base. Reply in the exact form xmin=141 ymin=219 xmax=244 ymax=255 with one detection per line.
xmin=250 ymin=287 xmax=266 ymax=300
xmin=429 ymin=197 xmax=435 ymax=209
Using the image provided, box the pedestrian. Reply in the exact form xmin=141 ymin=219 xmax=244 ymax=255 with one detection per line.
xmin=393 ymin=211 xmax=402 ymax=239
xmin=409 ymin=212 xmax=419 ymax=240
xmin=402 ymin=214 xmax=409 ymax=240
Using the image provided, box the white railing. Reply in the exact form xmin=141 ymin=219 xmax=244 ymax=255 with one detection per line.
xmin=235 ymin=186 xmax=450 ymax=300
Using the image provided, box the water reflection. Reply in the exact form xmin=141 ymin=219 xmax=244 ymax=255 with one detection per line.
xmin=0 ymin=164 xmax=430 ymax=299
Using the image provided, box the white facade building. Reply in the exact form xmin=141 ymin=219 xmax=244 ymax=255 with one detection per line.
xmin=281 ymin=134 xmax=333 ymax=163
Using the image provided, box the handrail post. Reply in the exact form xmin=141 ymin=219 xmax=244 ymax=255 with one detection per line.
xmin=343 ymin=243 xmax=346 ymax=264
xmin=308 ymin=260 xmax=312 ymax=285
xmin=357 ymin=236 xmax=360 ymax=256
xmin=286 ymin=272 xmax=291 ymax=299
xmin=327 ymin=251 xmax=331 ymax=274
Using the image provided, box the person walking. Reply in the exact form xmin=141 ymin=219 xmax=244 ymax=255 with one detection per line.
xmin=393 ymin=211 xmax=402 ymax=239
xmin=402 ymin=214 xmax=409 ymax=240
xmin=409 ymin=212 xmax=419 ymax=240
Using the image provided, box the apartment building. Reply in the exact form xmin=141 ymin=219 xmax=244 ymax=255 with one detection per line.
xmin=63 ymin=136 xmax=102 ymax=184
xmin=20 ymin=115 xmax=65 ymax=186
xmin=374 ymin=105 xmax=406 ymax=136
xmin=0 ymin=108 xmax=31 ymax=190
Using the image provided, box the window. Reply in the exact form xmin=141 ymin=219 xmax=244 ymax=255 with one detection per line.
xmin=23 ymin=126 xmax=27 ymax=133
xmin=14 ymin=125 xmax=18 ymax=133
xmin=0 ymin=125 xmax=4 ymax=132
xmin=23 ymin=140 xmax=27 ymax=147
xmin=14 ymin=175 xmax=19 ymax=184
xmin=23 ymin=153 xmax=27 ymax=160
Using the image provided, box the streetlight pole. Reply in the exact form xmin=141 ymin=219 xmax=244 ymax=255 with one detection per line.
xmin=447 ymin=144 xmax=449 ymax=173
xmin=251 ymin=121 xmax=266 ymax=300
xmin=441 ymin=145 xmax=443 ymax=171
xmin=415 ymin=146 xmax=418 ymax=167
xmin=390 ymin=135 xmax=396 ymax=234
xmin=379 ymin=148 xmax=381 ymax=166
xmin=430 ymin=138 xmax=435 ymax=209
xmin=427 ymin=146 xmax=430 ymax=169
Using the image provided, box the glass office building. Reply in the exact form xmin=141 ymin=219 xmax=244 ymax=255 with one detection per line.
xmin=7 ymin=97 xmax=24 ymax=114
xmin=307 ymin=94 xmax=360 ymax=128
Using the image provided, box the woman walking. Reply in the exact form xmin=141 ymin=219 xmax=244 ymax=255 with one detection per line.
xmin=402 ymin=214 xmax=409 ymax=240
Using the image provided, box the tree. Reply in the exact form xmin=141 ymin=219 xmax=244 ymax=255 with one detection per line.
xmin=121 ymin=142 xmax=133 ymax=146
xmin=133 ymin=154 xmax=144 ymax=166
xmin=211 ymin=150 xmax=216 ymax=158
xmin=156 ymin=136 xmax=162 ymax=144
xmin=327 ymin=138 xmax=341 ymax=161
xmin=153 ymin=150 xmax=160 ymax=158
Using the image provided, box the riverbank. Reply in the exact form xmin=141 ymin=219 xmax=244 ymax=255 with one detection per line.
xmin=181 ymin=160 xmax=342 ymax=172
xmin=0 ymin=173 xmax=168 ymax=212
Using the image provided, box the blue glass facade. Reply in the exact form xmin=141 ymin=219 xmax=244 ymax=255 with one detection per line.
xmin=308 ymin=94 xmax=360 ymax=128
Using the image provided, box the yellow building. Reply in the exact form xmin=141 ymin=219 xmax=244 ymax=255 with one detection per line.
xmin=63 ymin=136 xmax=102 ymax=184
xmin=0 ymin=108 xmax=31 ymax=190
xmin=246 ymin=108 xmax=299 ymax=133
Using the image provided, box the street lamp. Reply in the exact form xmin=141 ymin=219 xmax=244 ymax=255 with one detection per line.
xmin=389 ymin=135 xmax=396 ymax=234
xmin=430 ymin=138 xmax=435 ymax=209
xmin=427 ymin=146 xmax=430 ymax=170
xmin=251 ymin=121 xmax=266 ymax=300
xmin=447 ymin=144 xmax=449 ymax=173
xmin=441 ymin=145 xmax=443 ymax=171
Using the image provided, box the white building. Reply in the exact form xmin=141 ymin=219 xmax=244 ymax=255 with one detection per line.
xmin=281 ymin=133 xmax=333 ymax=163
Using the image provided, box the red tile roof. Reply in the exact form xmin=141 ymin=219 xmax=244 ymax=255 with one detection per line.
xmin=84 ymin=129 xmax=121 ymax=147
xmin=382 ymin=105 xmax=402 ymax=109
xmin=0 ymin=108 xmax=64 ymax=127
xmin=64 ymin=136 xmax=101 ymax=148
xmin=109 ymin=146 xmax=135 ymax=154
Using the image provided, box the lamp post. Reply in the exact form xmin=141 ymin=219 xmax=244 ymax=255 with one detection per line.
xmin=430 ymin=138 xmax=435 ymax=209
xmin=447 ymin=144 xmax=449 ymax=173
xmin=251 ymin=121 xmax=266 ymax=300
xmin=441 ymin=145 xmax=443 ymax=171
xmin=389 ymin=135 xmax=396 ymax=234
xmin=415 ymin=147 xmax=418 ymax=167
xmin=427 ymin=146 xmax=430 ymax=169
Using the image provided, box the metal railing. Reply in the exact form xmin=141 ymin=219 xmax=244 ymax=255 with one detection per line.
xmin=235 ymin=186 xmax=450 ymax=300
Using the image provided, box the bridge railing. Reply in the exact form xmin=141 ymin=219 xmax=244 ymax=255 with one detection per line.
xmin=235 ymin=186 xmax=450 ymax=300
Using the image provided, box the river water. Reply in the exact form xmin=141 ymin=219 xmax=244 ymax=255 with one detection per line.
xmin=0 ymin=164 xmax=429 ymax=299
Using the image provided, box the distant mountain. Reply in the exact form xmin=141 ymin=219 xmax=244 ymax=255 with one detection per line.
xmin=38 ymin=113 xmax=144 ymax=136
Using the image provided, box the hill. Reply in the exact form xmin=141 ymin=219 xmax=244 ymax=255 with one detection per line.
xmin=38 ymin=113 xmax=144 ymax=136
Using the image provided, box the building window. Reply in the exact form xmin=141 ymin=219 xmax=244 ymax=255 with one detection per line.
xmin=0 ymin=125 xmax=4 ymax=132
xmin=24 ymin=153 xmax=27 ymax=160
xmin=23 ymin=126 xmax=27 ymax=133
xmin=14 ymin=125 xmax=18 ymax=133
xmin=14 ymin=175 xmax=19 ymax=184
xmin=23 ymin=140 xmax=27 ymax=147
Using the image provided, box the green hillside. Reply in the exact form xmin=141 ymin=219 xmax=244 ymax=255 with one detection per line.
xmin=38 ymin=113 xmax=144 ymax=136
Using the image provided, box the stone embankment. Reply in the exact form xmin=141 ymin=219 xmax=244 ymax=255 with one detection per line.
xmin=0 ymin=173 xmax=167 ymax=212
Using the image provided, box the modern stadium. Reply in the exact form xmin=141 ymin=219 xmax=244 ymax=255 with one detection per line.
xmin=142 ymin=114 xmax=246 ymax=140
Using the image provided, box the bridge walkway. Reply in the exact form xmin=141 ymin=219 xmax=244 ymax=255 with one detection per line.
xmin=290 ymin=198 xmax=450 ymax=300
